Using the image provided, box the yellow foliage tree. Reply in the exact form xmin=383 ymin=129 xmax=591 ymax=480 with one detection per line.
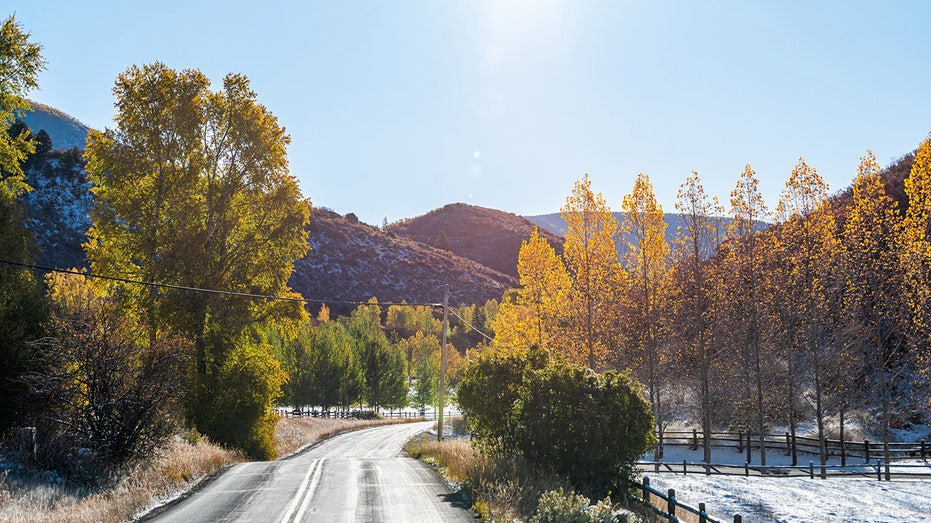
xmin=899 ymin=136 xmax=931 ymax=349
xmin=561 ymin=174 xmax=625 ymax=369
xmin=727 ymin=164 xmax=772 ymax=468
xmin=842 ymin=150 xmax=904 ymax=480
xmin=774 ymin=157 xmax=837 ymax=469
xmin=673 ymin=171 xmax=726 ymax=463
xmin=493 ymin=228 xmax=571 ymax=354
xmin=621 ymin=172 xmax=669 ymax=448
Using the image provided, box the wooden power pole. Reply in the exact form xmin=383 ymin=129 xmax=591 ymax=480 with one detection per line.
xmin=438 ymin=284 xmax=448 ymax=442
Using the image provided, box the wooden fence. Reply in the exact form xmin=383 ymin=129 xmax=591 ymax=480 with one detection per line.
xmin=634 ymin=476 xmax=743 ymax=523
xmin=656 ymin=430 xmax=929 ymax=465
xmin=639 ymin=459 xmax=931 ymax=480
xmin=279 ymin=406 xmax=461 ymax=421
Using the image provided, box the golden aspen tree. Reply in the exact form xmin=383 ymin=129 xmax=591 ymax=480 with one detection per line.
xmin=561 ymin=174 xmax=626 ymax=369
xmin=841 ymin=150 xmax=905 ymax=480
xmin=774 ymin=158 xmax=837 ymax=470
xmin=728 ymin=164 xmax=772 ymax=469
xmin=491 ymin=296 xmax=539 ymax=354
xmin=673 ymin=171 xmax=726 ymax=463
xmin=493 ymin=227 xmax=571 ymax=354
xmin=621 ymin=173 xmax=669 ymax=453
xmin=899 ymin=136 xmax=931 ymax=361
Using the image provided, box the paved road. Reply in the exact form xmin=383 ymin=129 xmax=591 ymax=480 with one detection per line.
xmin=148 ymin=422 xmax=476 ymax=523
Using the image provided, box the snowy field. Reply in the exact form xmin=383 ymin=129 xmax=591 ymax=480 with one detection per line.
xmin=640 ymin=445 xmax=931 ymax=522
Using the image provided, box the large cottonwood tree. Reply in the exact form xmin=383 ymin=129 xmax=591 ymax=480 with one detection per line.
xmin=84 ymin=62 xmax=310 ymax=458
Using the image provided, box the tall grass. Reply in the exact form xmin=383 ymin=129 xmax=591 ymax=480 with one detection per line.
xmin=0 ymin=416 xmax=414 ymax=522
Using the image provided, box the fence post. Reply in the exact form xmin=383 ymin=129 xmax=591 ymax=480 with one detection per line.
xmin=841 ymin=437 xmax=847 ymax=467
xmin=922 ymin=439 xmax=926 ymax=461
xmin=699 ymin=502 xmax=707 ymax=523
xmin=746 ymin=432 xmax=752 ymax=465
xmin=643 ymin=476 xmax=651 ymax=505
xmin=792 ymin=432 xmax=798 ymax=466
xmin=865 ymin=440 xmax=870 ymax=463
xmin=809 ymin=461 xmax=814 ymax=479
xmin=876 ymin=461 xmax=882 ymax=481
xmin=683 ymin=459 xmax=687 ymax=475
xmin=744 ymin=462 xmax=749 ymax=477
xmin=734 ymin=515 xmax=742 ymax=523
xmin=667 ymin=488 xmax=677 ymax=520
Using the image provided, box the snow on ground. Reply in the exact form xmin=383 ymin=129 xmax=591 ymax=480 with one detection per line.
xmin=645 ymin=473 xmax=931 ymax=522
xmin=640 ymin=445 xmax=931 ymax=522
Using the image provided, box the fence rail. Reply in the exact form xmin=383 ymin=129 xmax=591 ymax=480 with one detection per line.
xmin=640 ymin=459 xmax=931 ymax=481
xmin=657 ymin=430 xmax=929 ymax=465
xmin=634 ymin=476 xmax=742 ymax=523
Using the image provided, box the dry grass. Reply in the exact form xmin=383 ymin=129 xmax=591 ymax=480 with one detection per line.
xmin=405 ymin=434 xmax=475 ymax=484
xmin=0 ymin=435 xmax=242 ymax=523
xmin=0 ymin=415 xmax=414 ymax=522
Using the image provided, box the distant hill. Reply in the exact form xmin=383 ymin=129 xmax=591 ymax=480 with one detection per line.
xmin=20 ymin=101 xmax=91 ymax=150
xmin=13 ymin=104 xmax=922 ymax=317
xmin=291 ymin=208 xmax=517 ymax=315
xmin=385 ymin=203 xmax=563 ymax=279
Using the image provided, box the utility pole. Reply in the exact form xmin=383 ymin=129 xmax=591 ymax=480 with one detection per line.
xmin=438 ymin=284 xmax=448 ymax=442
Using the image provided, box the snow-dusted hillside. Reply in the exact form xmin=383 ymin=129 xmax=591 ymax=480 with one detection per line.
xmin=291 ymin=208 xmax=517 ymax=315
xmin=22 ymin=148 xmax=91 ymax=270
xmin=21 ymin=101 xmax=91 ymax=151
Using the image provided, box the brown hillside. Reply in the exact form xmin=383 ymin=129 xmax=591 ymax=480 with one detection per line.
xmin=385 ymin=203 xmax=565 ymax=279
xmin=289 ymin=208 xmax=517 ymax=315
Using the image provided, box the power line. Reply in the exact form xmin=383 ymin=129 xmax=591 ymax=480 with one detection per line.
xmin=0 ymin=259 xmax=443 ymax=308
xmin=447 ymin=306 xmax=495 ymax=344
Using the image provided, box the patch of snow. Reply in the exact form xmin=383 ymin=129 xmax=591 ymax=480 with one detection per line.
xmin=644 ymin=473 xmax=931 ymax=522
xmin=641 ymin=445 xmax=931 ymax=521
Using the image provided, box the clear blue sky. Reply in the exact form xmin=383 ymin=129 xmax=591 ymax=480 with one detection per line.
xmin=10 ymin=1 xmax=931 ymax=225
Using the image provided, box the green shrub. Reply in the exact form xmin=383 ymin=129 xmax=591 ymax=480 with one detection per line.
xmin=458 ymin=348 xmax=655 ymax=498
xmin=190 ymin=339 xmax=286 ymax=460
xmin=518 ymin=360 xmax=655 ymax=497
xmin=456 ymin=347 xmax=548 ymax=454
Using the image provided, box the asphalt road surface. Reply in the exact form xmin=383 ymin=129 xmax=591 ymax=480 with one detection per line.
xmin=148 ymin=421 xmax=476 ymax=523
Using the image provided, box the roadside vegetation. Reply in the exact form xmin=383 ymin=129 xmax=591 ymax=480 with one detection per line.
xmin=0 ymin=416 xmax=408 ymax=523
xmin=407 ymin=349 xmax=656 ymax=522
